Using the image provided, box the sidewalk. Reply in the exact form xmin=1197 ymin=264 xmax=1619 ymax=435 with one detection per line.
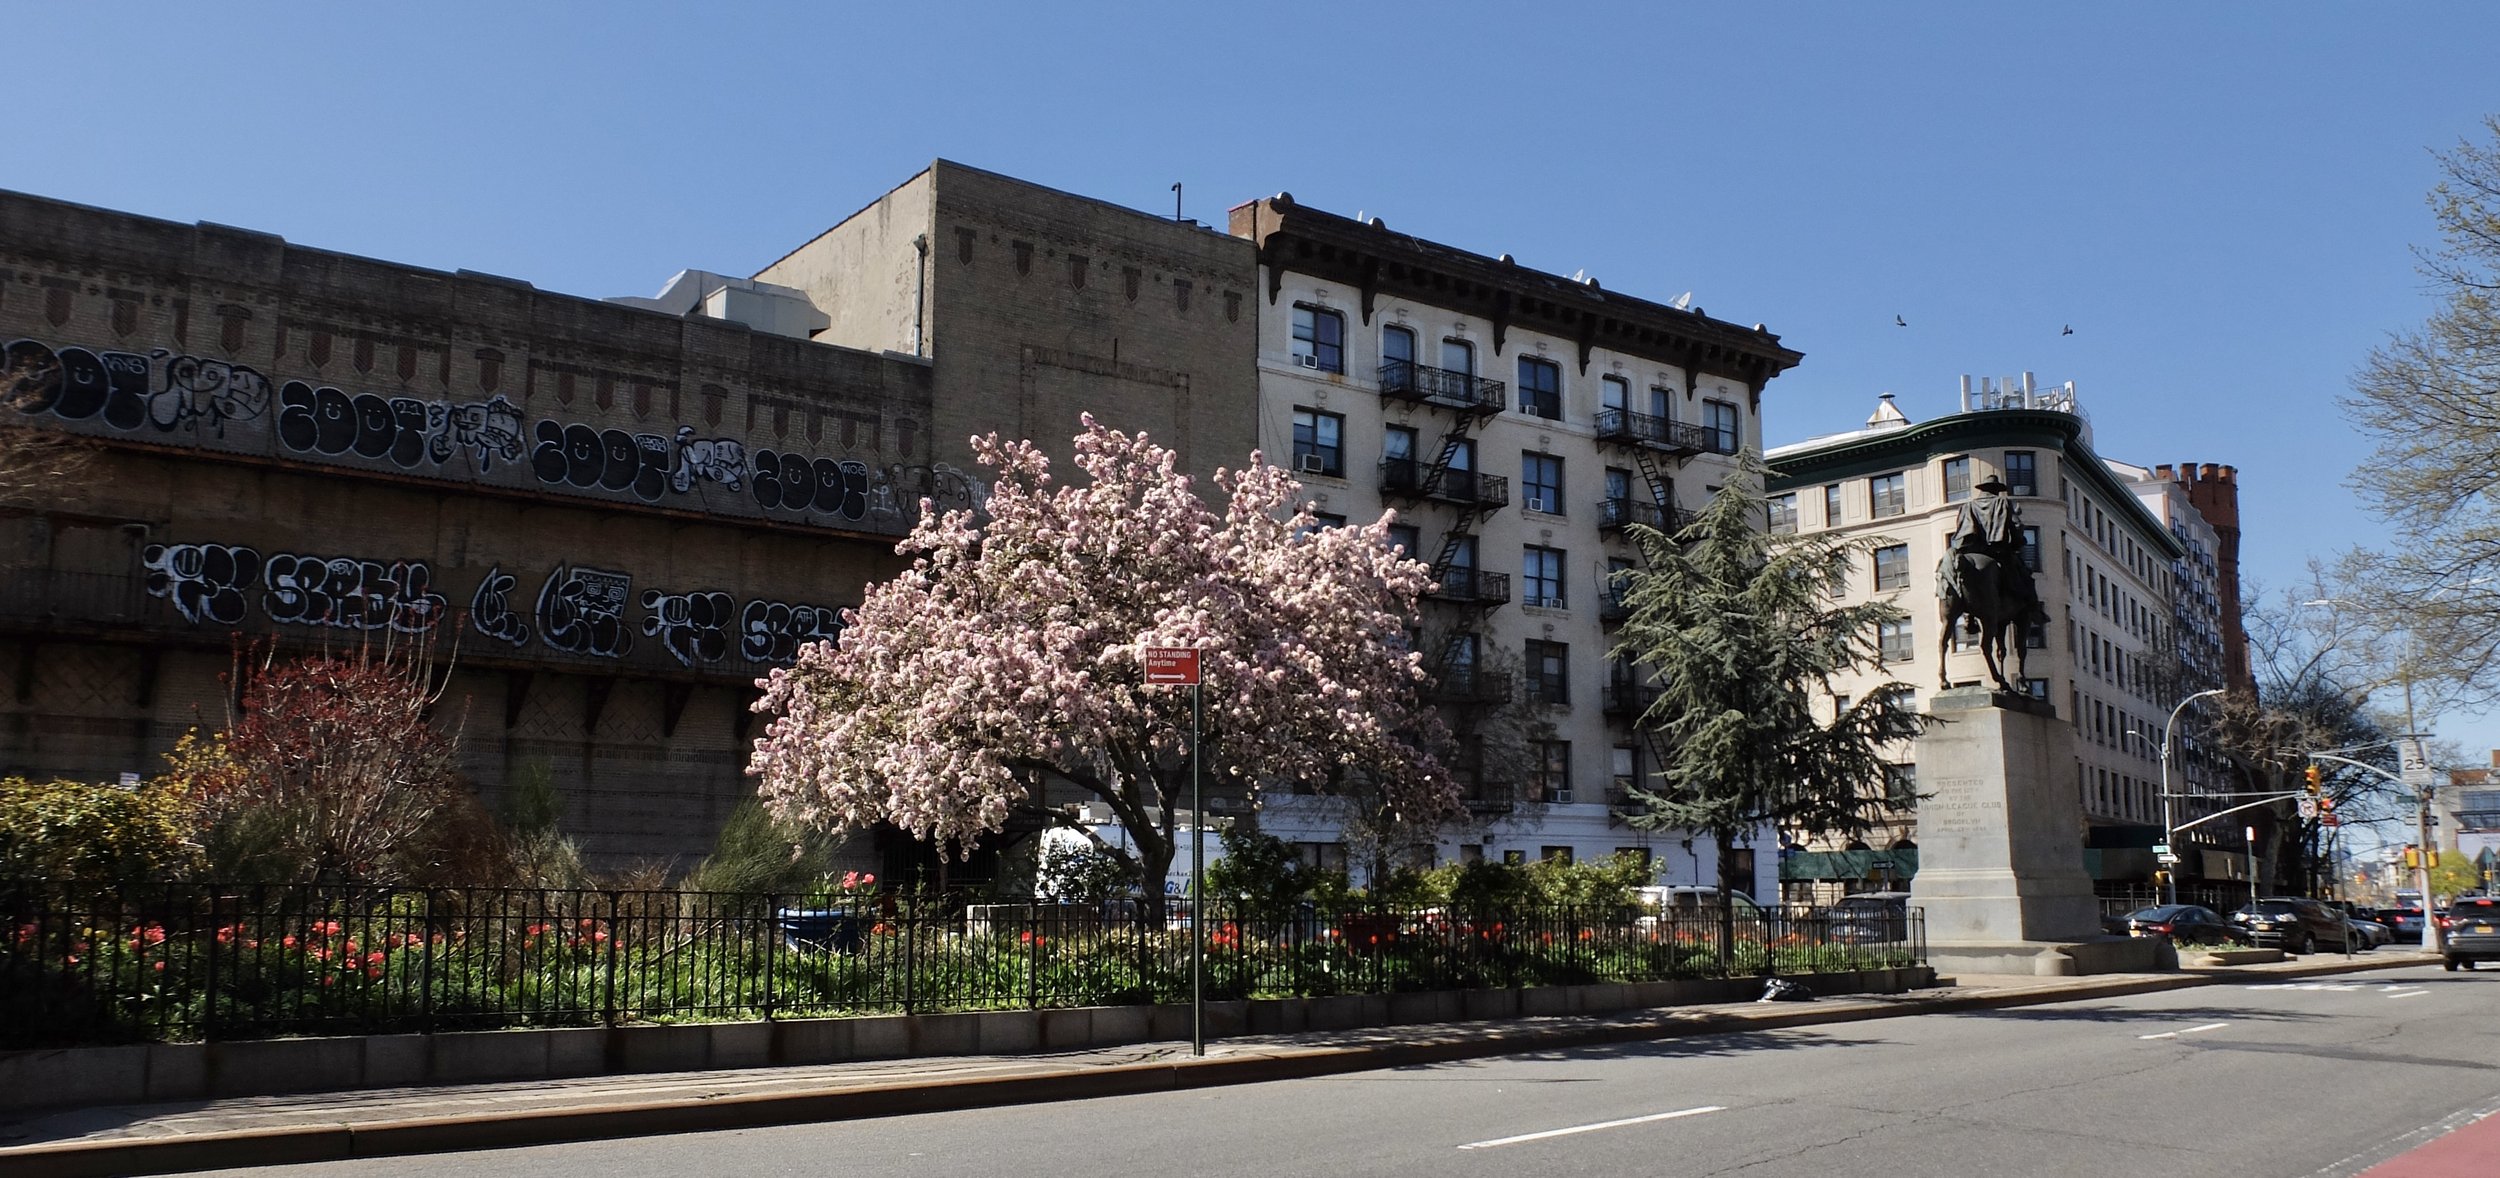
xmin=0 ymin=952 xmax=2434 ymax=1178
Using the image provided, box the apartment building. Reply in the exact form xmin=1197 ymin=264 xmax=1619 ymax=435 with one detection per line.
xmin=1765 ymin=376 xmax=2241 ymax=903
xmin=1227 ymin=194 xmax=1803 ymax=892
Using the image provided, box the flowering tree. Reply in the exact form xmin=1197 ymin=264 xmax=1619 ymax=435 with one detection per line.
xmin=750 ymin=416 xmax=1458 ymax=914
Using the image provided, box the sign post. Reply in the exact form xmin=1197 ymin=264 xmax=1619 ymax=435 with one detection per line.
xmin=1144 ymin=647 xmax=1203 ymax=1056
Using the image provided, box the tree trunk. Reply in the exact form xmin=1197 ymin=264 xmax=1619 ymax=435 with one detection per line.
xmin=1136 ymin=828 xmax=1176 ymax=926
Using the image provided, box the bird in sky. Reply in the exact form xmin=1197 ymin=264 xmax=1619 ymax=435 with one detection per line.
xmin=2062 ymin=324 xmax=2074 ymax=336
xmin=1894 ymin=314 xmax=1907 ymax=327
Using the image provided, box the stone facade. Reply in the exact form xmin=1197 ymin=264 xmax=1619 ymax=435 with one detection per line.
xmin=1227 ymin=193 xmax=1804 ymax=890
xmin=756 ymin=161 xmax=1260 ymax=483
xmin=0 ymin=188 xmax=940 ymax=869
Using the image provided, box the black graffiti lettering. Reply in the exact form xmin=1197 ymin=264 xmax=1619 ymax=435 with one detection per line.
xmin=738 ymin=598 xmax=845 ymax=665
xmin=3 ymin=339 xmax=63 ymax=414
xmin=632 ymin=433 xmax=669 ymax=501
xmin=152 ymin=353 xmax=273 ymax=436
xmin=641 ymin=588 xmax=733 ymax=667
xmin=98 ymin=351 xmax=152 ymax=431
xmin=277 ymin=380 xmax=318 ymax=451
xmin=835 ymin=460 xmax=871 ymax=521
xmin=469 ymin=565 xmax=532 ymax=647
xmin=428 ymin=397 xmax=525 ymax=473
xmin=537 ymin=564 xmax=634 ymax=659
xmin=669 ymin=428 xmax=746 ymax=494
xmin=781 ymin=451 xmax=816 ymax=511
xmin=51 ymin=347 xmax=113 ymax=421
xmin=261 ymin=552 xmax=445 ymax=633
xmin=142 ymin=542 xmax=262 ymax=626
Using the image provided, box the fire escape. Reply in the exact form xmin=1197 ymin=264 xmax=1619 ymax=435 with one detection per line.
xmin=1378 ymin=358 xmax=1512 ymax=812
xmin=1591 ymin=406 xmax=1722 ymax=826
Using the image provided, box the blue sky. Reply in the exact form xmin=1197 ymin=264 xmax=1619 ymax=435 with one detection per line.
xmin=12 ymin=3 xmax=2499 ymax=762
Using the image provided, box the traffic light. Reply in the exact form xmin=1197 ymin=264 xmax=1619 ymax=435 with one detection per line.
xmin=2404 ymin=845 xmax=2421 ymax=869
xmin=2319 ymin=795 xmax=2335 ymax=815
xmin=2304 ymin=764 xmax=2322 ymax=794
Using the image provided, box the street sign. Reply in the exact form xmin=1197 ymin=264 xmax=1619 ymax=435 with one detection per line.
xmin=2297 ymin=798 xmax=2319 ymax=820
xmin=1144 ymin=647 xmax=1200 ymax=685
xmin=2400 ymin=738 xmax=2435 ymax=789
xmin=2151 ymin=842 xmax=2171 ymax=856
xmin=2323 ymin=814 xmax=2341 ymax=828
xmin=2158 ymin=852 xmax=2182 ymax=865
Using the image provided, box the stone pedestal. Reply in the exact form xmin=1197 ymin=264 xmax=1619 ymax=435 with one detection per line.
xmin=1908 ymin=687 xmax=2155 ymax=975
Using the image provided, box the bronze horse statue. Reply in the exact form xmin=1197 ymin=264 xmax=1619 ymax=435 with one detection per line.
xmin=1938 ymin=550 xmax=2050 ymax=693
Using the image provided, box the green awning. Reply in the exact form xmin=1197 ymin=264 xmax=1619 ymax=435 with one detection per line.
xmin=1781 ymin=849 xmax=1918 ymax=881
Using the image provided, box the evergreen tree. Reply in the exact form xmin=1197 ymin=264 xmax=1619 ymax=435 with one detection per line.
xmin=1611 ymin=462 xmax=1926 ymax=947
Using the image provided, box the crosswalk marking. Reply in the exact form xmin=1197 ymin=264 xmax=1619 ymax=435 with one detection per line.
xmin=1457 ymin=1105 xmax=1726 ymax=1150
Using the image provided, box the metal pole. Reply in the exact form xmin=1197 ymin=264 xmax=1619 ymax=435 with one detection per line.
xmin=2157 ymin=689 xmax=2224 ymax=908
xmin=2403 ymin=670 xmax=2446 ymax=957
xmin=2246 ymin=825 xmax=2258 ymax=909
xmin=1190 ymin=681 xmax=1204 ymax=1057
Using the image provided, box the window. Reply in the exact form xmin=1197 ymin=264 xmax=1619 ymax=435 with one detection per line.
xmin=1873 ymin=543 xmax=1909 ymax=592
xmin=2004 ymin=451 xmax=2037 ymax=496
xmin=1884 ymin=763 xmax=1919 ymax=810
xmin=1299 ymin=511 xmax=1347 ymax=537
xmin=1824 ymin=484 xmax=1844 ymax=526
xmin=1611 ymin=745 xmax=1637 ymax=799
xmin=1382 ymin=324 xmax=1415 ymax=373
xmin=1540 ymin=845 xmax=1575 ymax=863
xmin=1532 ymin=742 xmax=1572 ymax=804
xmin=1605 ymin=556 xmax=1635 ymax=611
xmin=1290 ymin=408 xmax=1343 ymax=477
xmin=2021 ymin=525 xmax=2041 ymax=572
xmin=1702 ymin=399 xmax=1740 ymax=453
xmin=1442 ymin=337 xmax=1475 ymax=376
xmin=1878 ymin=618 xmax=1913 ymax=662
xmin=1386 ymin=523 xmax=1420 ymax=557
xmin=1519 ymin=356 xmax=1561 ymax=419
xmin=1446 ymin=534 xmax=1477 ymax=570
xmin=1868 ymin=473 xmax=1906 ymax=518
xmin=2020 ymin=677 xmax=2049 ymax=700
xmin=1601 ymin=374 xmax=1630 ymax=413
xmin=1604 ymin=466 xmax=1632 ymax=512
xmin=1294 ymin=842 xmax=1349 ymax=874
xmin=1523 ymin=545 xmax=1566 ymax=608
xmin=1943 ymin=456 xmax=1971 ymax=503
xmin=1614 ymin=846 xmax=1652 ymax=870
xmin=1503 ymin=849 xmax=1527 ymax=865
xmin=1768 ymin=493 xmax=1798 ymax=534
xmin=1459 ymin=844 xmax=1485 ymax=865
xmin=1518 ymin=452 xmax=1563 ymax=514
xmin=1291 ymin=304 xmax=1344 ymax=373
xmin=1525 ymin=639 xmax=1570 ymax=705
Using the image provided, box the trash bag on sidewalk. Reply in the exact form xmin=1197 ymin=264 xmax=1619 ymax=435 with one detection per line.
xmin=1757 ymin=978 xmax=1814 ymax=1003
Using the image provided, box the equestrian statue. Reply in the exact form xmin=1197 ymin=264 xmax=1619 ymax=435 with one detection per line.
xmin=1937 ymin=475 xmax=2051 ymax=693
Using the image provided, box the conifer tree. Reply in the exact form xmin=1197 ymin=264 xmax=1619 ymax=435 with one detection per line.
xmin=1612 ymin=461 xmax=1926 ymax=947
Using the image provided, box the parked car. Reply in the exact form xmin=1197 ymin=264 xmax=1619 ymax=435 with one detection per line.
xmin=1635 ymin=886 xmax=1769 ymax=938
xmin=2230 ymin=898 xmax=2352 ymax=954
xmin=2124 ymin=904 xmax=2242 ymax=945
xmin=1816 ymin=891 xmax=1913 ymax=943
xmin=2335 ymin=905 xmax=2393 ymax=949
xmin=2442 ymin=896 xmax=2500 ymax=971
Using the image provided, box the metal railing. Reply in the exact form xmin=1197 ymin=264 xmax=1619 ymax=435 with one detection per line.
xmin=1377 ymin=361 xmax=1505 ymax=414
xmin=1425 ymin=664 xmax=1513 ymax=705
xmin=0 ymin=882 xmax=1924 ymax=1048
xmin=1430 ymin=568 xmax=1512 ymax=606
xmin=1593 ymin=410 xmax=1719 ymax=455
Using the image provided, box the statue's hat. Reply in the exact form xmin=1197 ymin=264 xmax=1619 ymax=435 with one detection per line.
xmin=1974 ymin=475 xmax=2009 ymax=492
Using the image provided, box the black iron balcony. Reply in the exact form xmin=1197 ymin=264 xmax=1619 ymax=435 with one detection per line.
xmin=1593 ymin=409 xmax=1717 ymax=455
xmin=1603 ymin=680 xmax=1659 ymax=719
xmin=1426 ymin=664 xmax=1513 ymax=706
xmin=1597 ymin=497 xmax=1664 ymax=532
xmin=1378 ymin=361 xmax=1506 ymax=416
xmin=1598 ymin=589 xmax=1631 ymax=624
xmin=1428 ymin=568 xmax=1512 ymax=607
xmin=1380 ymin=460 xmax=1509 ymax=512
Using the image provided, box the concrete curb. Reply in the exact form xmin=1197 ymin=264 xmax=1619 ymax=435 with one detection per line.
xmin=0 ymin=954 xmax=2436 ymax=1178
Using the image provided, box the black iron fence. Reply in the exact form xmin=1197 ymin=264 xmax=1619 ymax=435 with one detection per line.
xmin=0 ymin=882 xmax=1926 ymax=1048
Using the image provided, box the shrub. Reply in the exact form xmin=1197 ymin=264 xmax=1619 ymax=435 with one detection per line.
xmin=0 ymin=776 xmax=199 ymax=880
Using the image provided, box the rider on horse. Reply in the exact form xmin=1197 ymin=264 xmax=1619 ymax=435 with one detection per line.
xmin=1940 ymin=474 xmax=2040 ymax=625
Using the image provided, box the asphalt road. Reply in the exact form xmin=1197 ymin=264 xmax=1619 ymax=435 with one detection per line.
xmin=205 ymin=964 xmax=2500 ymax=1178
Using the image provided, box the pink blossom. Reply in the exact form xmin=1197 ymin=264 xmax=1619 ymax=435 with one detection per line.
xmin=750 ymin=417 xmax=1457 ymax=886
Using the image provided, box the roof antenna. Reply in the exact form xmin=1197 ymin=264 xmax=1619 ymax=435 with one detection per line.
xmin=1171 ymin=182 xmax=1182 ymax=223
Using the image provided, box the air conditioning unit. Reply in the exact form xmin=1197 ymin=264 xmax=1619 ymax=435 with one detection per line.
xmin=1525 ymin=496 xmax=1553 ymax=513
xmin=1547 ymin=790 xmax=1573 ymax=805
xmin=1295 ymin=353 xmax=1322 ymax=369
xmin=1296 ymin=454 xmax=1328 ymax=475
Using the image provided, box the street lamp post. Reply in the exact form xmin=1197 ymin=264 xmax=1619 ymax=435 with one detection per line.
xmin=2153 ymin=688 xmax=2228 ymax=906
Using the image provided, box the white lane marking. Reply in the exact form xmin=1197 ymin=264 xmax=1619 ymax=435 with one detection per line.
xmin=2139 ymin=1021 xmax=2230 ymax=1040
xmin=2387 ymin=989 xmax=2430 ymax=999
xmin=1456 ymin=1105 xmax=1726 ymax=1150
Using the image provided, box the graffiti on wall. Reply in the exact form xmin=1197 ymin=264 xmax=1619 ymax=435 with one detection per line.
xmin=137 ymin=541 xmax=845 ymax=670
xmin=4 ymin=335 xmax=983 ymax=533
